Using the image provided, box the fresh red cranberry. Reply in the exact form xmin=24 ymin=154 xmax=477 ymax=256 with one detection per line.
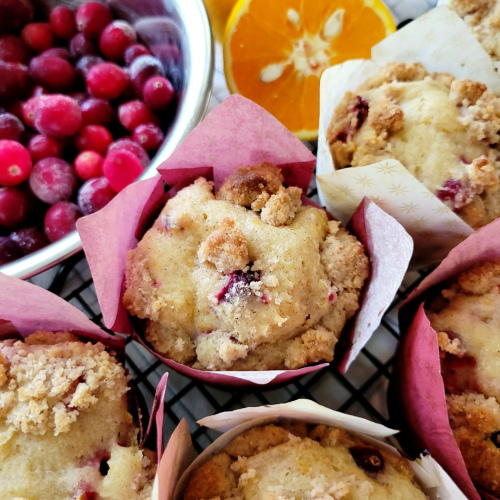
xmin=29 ymin=56 xmax=76 ymax=92
xmin=129 ymin=54 xmax=164 ymax=96
xmin=152 ymin=43 xmax=182 ymax=91
xmin=74 ymin=150 xmax=103 ymax=180
xmin=0 ymin=60 xmax=31 ymax=99
xmin=75 ymin=55 xmax=103 ymax=79
xmin=29 ymin=157 xmax=77 ymax=204
xmin=49 ymin=6 xmax=77 ymax=40
xmin=0 ymin=140 xmax=32 ymax=186
xmin=21 ymin=23 xmax=54 ymax=52
xmin=124 ymin=43 xmax=151 ymax=65
xmin=0 ymin=35 xmax=31 ymax=63
xmin=0 ymin=237 xmax=22 ymax=265
xmin=143 ymin=75 xmax=175 ymax=110
xmin=69 ymin=32 xmax=98 ymax=58
xmin=133 ymin=123 xmax=163 ymax=151
xmin=27 ymin=135 xmax=63 ymax=162
xmin=39 ymin=47 xmax=72 ymax=60
xmin=33 ymin=94 xmax=82 ymax=139
xmin=349 ymin=446 xmax=385 ymax=473
xmin=0 ymin=112 xmax=24 ymax=141
xmin=0 ymin=0 xmax=34 ymax=33
xmin=102 ymin=149 xmax=143 ymax=192
xmin=22 ymin=95 xmax=41 ymax=127
xmin=216 ymin=266 xmax=261 ymax=303
xmin=75 ymin=2 xmax=113 ymax=40
xmin=81 ymin=97 xmax=114 ymax=125
xmin=44 ymin=201 xmax=82 ymax=242
xmin=10 ymin=226 xmax=48 ymax=254
xmin=77 ymin=176 xmax=116 ymax=214
xmin=0 ymin=187 xmax=30 ymax=228
xmin=99 ymin=20 xmax=137 ymax=61
xmin=118 ymin=100 xmax=158 ymax=132
xmin=108 ymin=138 xmax=149 ymax=168
xmin=75 ymin=124 xmax=112 ymax=154
xmin=86 ymin=62 xmax=129 ymax=100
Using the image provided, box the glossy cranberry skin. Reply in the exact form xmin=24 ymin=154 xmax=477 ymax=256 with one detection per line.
xmin=70 ymin=32 xmax=98 ymax=58
xmin=33 ymin=94 xmax=82 ymax=139
xmin=75 ymin=2 xmax=113 ymax=40
xmin=0 ymin=187 xmax=30 ymax=229
xmin=133 ymin=123 xmax=163 ymax=151
xmin=38 ymin=47 xmax=72 ymax=60
xmin=0 ymin=140 xmax=32 ymax=186
xmin=129 ymin=55 xmax=164 ymax=96
xmin=21 ymin=23 xmax=54 ymax=52
xmin=44 ymin=201 xmax=81 ymax=242
xmin=0 ymin=237 xmax=22 ymax=265
xmin=0 ymin=60 xmax=31 ymax=99
xmin=81 ymin=97 xmax=114 ymax=125
xmin=29 ymin=56 xmax=76 ymax=92
xmin=0 ymin=35 xmax=31 ymax=63
xmin=77 ymin=176 xmax=116 ymax=214
xmin=49 ymin=6 xmax=77 ymax=40
xmin=0 ymin=0 xmax=34 ymax=33
xmin=118 ymin=100 xmax=158 ymax=132
xmin=102 ymin=149 xmax=143 ymax=192
xmin=143 ymin=75 xmax=175 ymax=110
xmin=74 ymin=150 xmax=103 ymax=180
xmin=29 ymin=157 xmax=77 ymax=204
xmin=99 ymin=20 xmax=137 ymax=61
xmin=0 ymin=112 xmax=24 ymax=141
xmin=124 ymin=43 xmax=151 ymax=65
xmin=22 ymin=95 xmax=41 ymax=127
xmin=86 ymin=62 xmax=129 ymax=100
xmin=75 ymin=124 xmax=112 ymax=155
xmin=75 ymin=55 xmax=103 ymax=79
xmin=27 ymin=135 xmax=63 ymax=162
xmin=10 ymin=226 xmax=48 ymax=254
xmin=108 ymin=138 xmax=149 ymax=168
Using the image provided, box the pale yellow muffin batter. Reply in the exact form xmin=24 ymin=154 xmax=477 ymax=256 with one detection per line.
xmin=183 ymin=423 xmax=429 ymax=500
xmin=327 ymin=62 xmax=500 ymax=229
xmin=426 ymin=260 xmax=500 ymax=496
xmin=124 ymin=164 xmax=369 ymax=371
xmin=0 ymin=331 xmax=154 ymax=500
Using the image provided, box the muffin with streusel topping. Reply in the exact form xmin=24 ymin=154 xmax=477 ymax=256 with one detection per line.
xmin=0 ymin=331 xmax=155 ymax=499
xmin=123 ymin=163 xmax=370 ymax=371
xmin=327 ymin=62 xmax=500 ymax=229
xmin=182 ymin=422 xmax=429 ymax=500
xmin=425 ymin=260 xmax=500 ymax=496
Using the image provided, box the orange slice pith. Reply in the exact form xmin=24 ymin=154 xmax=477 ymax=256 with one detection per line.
xmin=224 ymin=0 xmax=396 ymax=140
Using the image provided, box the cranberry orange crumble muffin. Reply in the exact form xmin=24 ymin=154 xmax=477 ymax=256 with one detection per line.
xmin=123 ymin=163 xmax=370 ymax=371
xmin=0 ymin=331 xmax=154 ymax=499
xmin=426 ymin=260 xmax=500 ymax=496
xmin=182 ymin=422 xmax=429 ymax=500
xmin=327 ymin=62 xmax=500 ymax=229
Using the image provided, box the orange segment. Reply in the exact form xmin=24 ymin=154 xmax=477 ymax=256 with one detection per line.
xmin=224 ymin=0 xmax=395 ymax=140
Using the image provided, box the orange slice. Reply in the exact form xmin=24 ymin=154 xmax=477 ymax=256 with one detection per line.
xmin=224 ymin=0 xmax=395 ymax=140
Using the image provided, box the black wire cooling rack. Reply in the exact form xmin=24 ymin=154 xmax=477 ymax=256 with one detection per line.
xmin=34 ymin=191 xmax=430 ymax=454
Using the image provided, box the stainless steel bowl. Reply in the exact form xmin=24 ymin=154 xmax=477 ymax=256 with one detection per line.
xmin=0 ymin=0 xmax=213 ymax=279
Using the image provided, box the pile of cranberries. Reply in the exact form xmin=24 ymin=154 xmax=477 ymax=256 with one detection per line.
xmin=0 ymin=0 xmax=178 ymax=265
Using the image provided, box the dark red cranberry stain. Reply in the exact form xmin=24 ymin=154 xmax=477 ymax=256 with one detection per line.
xmin=441 ymin=352 xmax=479 ymax=394
xmin=335 ymin=96 xmax=369 ymax=143
xmin=436 ymin=179 xmax=463 ymax=206
xmin=216 ymin=264 xmax=260 ymax=303
xmin=349 ymin=445 xmax=385 ymax=473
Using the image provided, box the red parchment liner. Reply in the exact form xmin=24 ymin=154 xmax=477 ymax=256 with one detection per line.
xmin=392 ymin=218 xmax=500 ymax=500
xmin=78 ymin=95 xmax=412 ymax=386
xmin=0 ymin=273 xmax=169 ymax=476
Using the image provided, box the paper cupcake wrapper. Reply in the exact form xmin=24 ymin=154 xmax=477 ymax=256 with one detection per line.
xmin=160 ymin=400 xmax=466 ymax=500
xmin=316 ymin=6 xmax=500 ymax=267
xmin=78 ymin=95 xmax=412 ymax=385
xmin=392 ymin=218 xmax=500 ymax=500
xmin=0 ymin=274 xmax=169 ymax=479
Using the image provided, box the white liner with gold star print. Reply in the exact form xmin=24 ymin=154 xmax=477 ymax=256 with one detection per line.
xmin=316 ymin=7 xmax=500 ymax=267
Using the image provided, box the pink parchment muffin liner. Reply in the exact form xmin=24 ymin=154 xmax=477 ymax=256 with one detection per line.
xmin=77 ymin=95 xmax=413 ymax=386
xmin=156 ymin=400 xmax=467 ymax=500
xmin=0 ymin=272 xmax=169 ymax=489
xmin=390 ymin=218 xmax=500 ymax=500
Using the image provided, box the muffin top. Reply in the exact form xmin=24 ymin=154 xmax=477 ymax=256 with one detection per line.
xmin=327 ymin=62 xmax=500 ymax=229
xmin=123 ymin=163 xmax=369 ymax=371
xmin=0 ymin=331 xmax=154 ymax=499
xmin=426 ymin=260 xmax=500 ymax=496
xmin=183 ymin=422 xmax=429 ymax=500
xmin=448 ymin=0 xmax=500 ymax=64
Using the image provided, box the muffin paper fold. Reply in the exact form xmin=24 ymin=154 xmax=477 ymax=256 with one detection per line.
xmin=156 ymin=400 xmax=466 ymax=500
xmin=391 ymin=218 xmax=500 ymax=500
xmin=316 ymin=6 xmax=500 ymax=267
xmin=78 ymin=95 xmax=412 ymax=385
xmin=0 ymin=274 xmax=170 ymax=478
